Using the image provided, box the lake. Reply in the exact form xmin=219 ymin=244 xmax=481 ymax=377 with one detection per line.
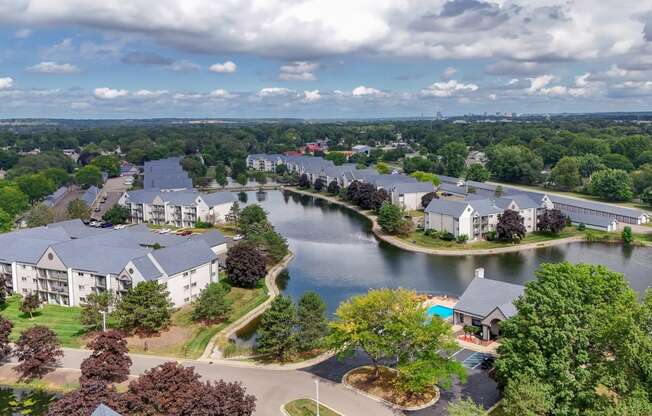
xmin=233 ymin=190 xmax=652 ymax=345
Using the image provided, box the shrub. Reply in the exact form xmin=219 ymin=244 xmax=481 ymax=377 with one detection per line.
xmin=456 ymin=234 xmax=469 ymax=244
xmin=440 ymin=231 xmax=455 ymax=241
xmin=578 ymin=223 xmax=586 ymax=231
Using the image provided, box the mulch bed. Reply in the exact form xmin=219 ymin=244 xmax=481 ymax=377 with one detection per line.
xmin=344 ymin=366 xmax=438 ymax=408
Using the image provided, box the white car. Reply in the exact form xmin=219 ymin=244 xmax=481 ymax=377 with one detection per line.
xmin=233 ymin=234 xmax=244 ymax=241
xmin=114 ymin=224 xmax=127 ymax=230
xmin=89 ymin=220 xmax=101 ymax=227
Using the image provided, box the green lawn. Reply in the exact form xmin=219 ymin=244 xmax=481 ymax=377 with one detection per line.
xmin=401 ymin=227 xmax=583 ymax=251
xmin=1 ymin=296 xmax=85 ymax=347
xmin=283 ymin=399 xmax=342 ymax=416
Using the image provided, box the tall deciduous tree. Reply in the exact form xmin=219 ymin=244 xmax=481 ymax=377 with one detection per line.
xmin=549 ymin=156 xmax=582 ymax=190
xmin=313 ymin=178 xmax=325 ymax=192
xmin=80 ymin=292 xmax=113 ymax=331
xmin=0 ymin=208 xmax=12 ymax=233
xmin=102 ymin=205 xmax=131 ymax=224
xmin=537 ymin=209 xmax=567 ymax=234
xmin=464 ymin=164 xmax=490 ymax=182
xmin=345 ymin=181 xmax=360 ymax=202
xmin=496 ymin=209 xmax=526 ymax=242
xmin=66 ymin=199 xmax=90 ymax=221
xmin=0 ymin=316 xmax=13 ymax=361
xmin=501 ymin=374 xmax=552 ymax=416
xmin=296 ymin=292 xmax=329 ymax=352
xmin=14 ymin=326 xmax=63 ymax=380
xmin=16 ymin=174 xmax=56 ymax=203
xmin=0 ymin=186 xmax=29 ymax=217
xmin=298 ymin=173 xmax=310 ymax=189
xmin=225 ymin=243 xmax=267 ymax=288
xmin=75 ymin=165 xmax=103 ymax=189
xmin=486 ymin=145 xmax=543 ymax=184
xmin=25 ymin=204 xmax=55 ymax=227
xmin=421 ymin=191 xmax=438 ymax=208
xmin=80 ymin=330 xmax=132 ymax=384
xmin=439 ymin=141 xmax=468 ymax=177
xmin=588 ymin=169 xmax=634 ymax=201
xmin=192 ymin=282 xmax=232 ymax=324
xmin=370 ymin=188 xmax=390 ymax=213
xmin=255 ymin=295 xmax=297 ymax=361
xmin=114 ymin=281 xmax=172 ymax=334
xmin=237 ymin=204 xmax=267 ymax=232
xmin=496 ymin=263 xmax=652 ymax=415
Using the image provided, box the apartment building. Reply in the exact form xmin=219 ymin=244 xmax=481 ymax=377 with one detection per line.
xmin=120 ymin=189 xmax=235 ymax=227
xmin=0 ymin=220 xmax=226 ymax=308
xmin=143 ymin=157 xmax=193 ymax=191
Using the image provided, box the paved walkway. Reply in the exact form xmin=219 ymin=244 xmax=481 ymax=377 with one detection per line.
xmin=18 ymin=348 xmax=398 ymax=416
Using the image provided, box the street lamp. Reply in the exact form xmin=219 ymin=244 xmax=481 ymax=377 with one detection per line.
xmin=314 ymin=379 xmax=320 ymax=416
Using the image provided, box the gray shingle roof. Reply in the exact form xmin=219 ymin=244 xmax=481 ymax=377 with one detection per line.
xmin=49 ymin=219 xmax=109 ymax=239
xmin=81 ymin=186 xmax=100 ymax=206
xmin=150 ymin=240 xmax=217 ymax=276
xmin=143 ymin=157 xmax=192 ymax=190
xmin=454 ymin=277 xmax=524 ymax=319
xmin=392 ymin=181 xmax=435 ymax=194
xmin=191 ymin=230 xmax=226 ymax=248
xmin=92 ymin=404 xmax=121 ymax=416
xmin=425 ymin=199 xmax=471 ymax=217
xmin=201 ymin=191 xmax=236 ymax=206
xmin=562 ymin=210 xmax=616 ymax=228
xmin=438 ymin=182 xmax=467 ymax=195
xmin=549 ymin=194 xmax=648 ymax=219
xmin=467 ymin=198 xmax=503 ymax=216
xmin=131 ymin=255 xmax=163 ymax=280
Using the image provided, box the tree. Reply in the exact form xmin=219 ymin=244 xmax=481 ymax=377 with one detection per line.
xmin=410 ymin=171 xmax=440 ymax=185
xmin=16 ymin=174 xmax=56 ymax=203
xmin=496 ymin=263 xmax=652 ymax=415
xmin=238 ymin=204 xmax=268 ymax=232
xmin=255 ymin=295 xmax=297 ymax=361
xmin=464 ymin=164 xmax=490 ymax=182
xmin=75 ymin=165 xmax=103 ymax=189
xmin=225 ymin=201 xmax=241 ymax=223
xmin=537 ymin=209 xmax=567 ymax=234
xmin=102 ymin=205 xmax=131 ymax=224
xmin=80 ymin=330 xmax=132 ymax=384
xmin=67 ymin=199 xmax=90 ymax=221
xmin=192 ymin=282 xmax=233 ymax=324
xmin=0 ymin=186 xmax=29 ymax=217
xmin=375 ymin=161 xmax=392 ymax=174
xmin=20 ymin=293 xmax=41 ymax=318
xmin=47 ymin=381 xmax=128 ymax=416
xmin=345 ymin=181 xmax=361 ymax=202
xmin=446 ymin=398 xmax=486 ymax=416
xmin=496 ymin=210 xmax=526 ymax=242
xmin=631 ymin=164 xmax=652 ymax=194
xmin=125 ymin=362 xmax=255 ymax=416
xmin=578 ymin=154 xmax=605 ymax=178
xmin=501 ymin=374 xmax=552 ymax=416
xmin=90 ymin=155 xmax=121 ymax=177
xmin=355 ymin=182 xmax=377 ymax=209
xmin=329 ymin=288 xmax=463 ymax=389
xmin=325 ymin=152 xmax=347 ymax=165
xmin=236 ymin=173 xmax=248 ymax=187
xmin=114 ymin=281 xmax=172 ymax=334
xmin=0 ymin=316 xmax=13 ymax=361
xmin=80 ymin=291 xmax=114 ymax=331
xmin=439 ymin=142 xmax=468 ymax=177
xmin=602 ymin=153 xmax=634 ymax=172
xmin=13 ymin=326 xmax=63 ymax=380
xmin=370 ymin=188 xmax=390 ymax=213
xmin=225 ymin=243 xmax=267 ymax=288
xmin=421 ymin=191 xmax=438 ymax=208
xmin=494 ymin=185 xmax=504 ymax=198
xmin=0 ymin=208 xmax=12 ymax=233
xmin=327 ymin=180 xmax=340 ymax=195
xmin=313 ymin=177 xmax=325 ymax=192
xmin=588 ymin=169 xmax=634 ymax=201
xmin=486 ymin=145 xmax=543 ymax=184
xmin=25 ymin=204 xmax=55 ymax=227
xmin=298 ymin=173 xmax=310 ymax=189
xmin=377 ymin=202 xmax=405 ymax=235
xmin=622 ymin=225 xmax=634 ymax=245
xmin=245 ymin=224 xmax=289 ymax=262
xmin=296 ymin=292 xmax=329 ymax=352
xmin=642 ymin=187 xmax=652 ymax=207
xmin=549 ymin=156 xmax=581 ymax=190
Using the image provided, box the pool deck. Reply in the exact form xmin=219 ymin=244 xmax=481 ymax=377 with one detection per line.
xmin=423 ymin=295 xmax=458 ymax=309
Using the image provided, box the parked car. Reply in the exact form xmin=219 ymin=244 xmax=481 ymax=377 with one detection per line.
xmin=114 ymin=224 xmax=127 ymax=230
xmin=233 ymin=234 xmax=244 ymax=241
xmin=176 ymin=230 xmax=192 ymax=236
xmin=89 ymin=220 xmax=101 ymax=227
xmin=100 ymin=222 xmax=113 ymax=228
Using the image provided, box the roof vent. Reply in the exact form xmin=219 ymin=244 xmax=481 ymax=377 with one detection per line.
xmin=474 ymin=267 xmax=485 ymax=279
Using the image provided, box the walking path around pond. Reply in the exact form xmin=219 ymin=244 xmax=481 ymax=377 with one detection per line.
xmin=3 ymin=348 xmax=397 ymax=416
xmin=286 ymin=187 xmax=590 ymax=256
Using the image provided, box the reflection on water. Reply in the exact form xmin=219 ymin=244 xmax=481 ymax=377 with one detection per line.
xmin=233 ymin=190 xmax=652 ymax=345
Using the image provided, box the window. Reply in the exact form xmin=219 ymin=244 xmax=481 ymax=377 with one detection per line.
xmin=184 ymin=285 xmax=190 ymax=290
xmin=77 ymin=272 xmax=84 ymax=277
xmin=183 ymin=272 xmax=189 ymax=277
xmin=22 ymin=289 xmax=27 ymax=293
xmin=191 ymin=282 xmax=197 ymax=287
xmin=21 ymin=277 xmax=27 ymax=282
xmin=79 ymin=285 xmax=85 ymax=290
xmin=184 ymin=297 xmax=189 ymax=302
xmin=48 ymin=253 xmax=54 ymax=260
xmin=80 ymin=297 xmax=86 ymax=303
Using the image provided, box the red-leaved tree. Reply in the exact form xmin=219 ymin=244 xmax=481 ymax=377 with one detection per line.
xmin=80 ymin=330 xmax=132 ymax=384
xmin=13 ymin=326 xmax=63 ymax=380
xmin=47 ymin=381 xmax=128 ymax=416
xmin=0 ymin=315 xmax=13 ymax=361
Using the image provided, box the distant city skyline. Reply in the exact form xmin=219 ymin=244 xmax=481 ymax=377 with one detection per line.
xmin=1 ymin=0 xmax=651 ymax=118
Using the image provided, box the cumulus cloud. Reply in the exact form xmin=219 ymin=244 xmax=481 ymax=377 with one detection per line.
xmin=94 ymin=87 xmax=128 ymax=99
xmin=209 ymin=89 xmax=236 ymax=98
xmin=134 ymin=89 xmax=168 ymax=98
xmin=209 ymin=61 xmax=237 ymax=73
xmin=421 ymin=80 xmax=479 ymax=97
xmin=258 ymin=87 xmax=294 ymax=97
xmin=3 ymin=1 xmax=647 ymax=63
xmin=0 ymin=77 xmax=14 ymax=90
xmin=526 ymin=74 xmax=567 ymax=96
xmin=14 ymin=28 xmax=31 ymax=39
xmin=302 ymin=90 xmax=321 ymax=102
xmin=351 ymin=85 xmax=387 ymax=97
xmin=279 ymin=61 xmax=319 ymax=81
xmin=168 ymin=60 xmax=200 ymax=72
xmin=27 ymin=61 xmax=80 ymax=74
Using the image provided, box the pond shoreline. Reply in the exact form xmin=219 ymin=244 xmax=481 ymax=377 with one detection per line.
xmin=285 ymin=187 xmax=591 ymax=256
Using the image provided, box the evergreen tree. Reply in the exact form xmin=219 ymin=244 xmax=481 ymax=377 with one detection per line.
xmin=225 ymin=201 xmax=241 ymax=223
xmin=296 ymin=292 xmax=329 ymax=352
xmin=192 ymin=282 xmax=233 ymax=323
xmin=80 ymin=292 xmax=114 ymax=331
xmin=113 ymin=281 xmax=172 ymax=334
xmin=255 ymin=296 xmax=297 ymax=361
xmin=622 ymin=226 xmax=634 ymax=245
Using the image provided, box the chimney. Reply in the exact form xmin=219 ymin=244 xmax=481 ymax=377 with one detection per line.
xmin=474 ymin=268 xmax=485 ymax=279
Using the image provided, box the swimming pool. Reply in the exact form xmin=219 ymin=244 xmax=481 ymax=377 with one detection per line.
xmin=427 ymin=304 xmax=454 ymax=320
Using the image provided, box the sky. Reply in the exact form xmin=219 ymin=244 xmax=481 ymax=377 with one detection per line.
xmin=0 ymin=0 xmax=652 ymax=119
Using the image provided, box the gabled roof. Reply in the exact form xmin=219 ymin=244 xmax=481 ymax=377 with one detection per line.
xmin=454 ymin=277 xmax=524 ymax=319
xmin=562 ymin=210 xmax=617 ymax=227
xmin=191 ymin=230 xmax=226 ymax=248
xmin=81 ymin=186 xmax=100 ymax=206
xmin=49 ymin=219 xmax=109 ymax=239
xmin=392 ymin=181 xmax=435 ymax=194
xmin=549 ymin=194 xmax=648 ymax=219
xmin=92 ymin=404 xmax=121 ymax=416
xmin=130 ymin=254 xmax=163 ymax=281
xmin=201 ymin=191 xmax=236 ymax=206
xmin=150 ymin=240 xmax=217 ymax=276
xmin=467 ymin=198 xmax=503 ymax=216
xmin=425 ymin=199 xmax=471 ymax=217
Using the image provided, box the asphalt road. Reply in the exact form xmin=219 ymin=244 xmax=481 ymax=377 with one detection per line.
xmin=56 ymin=348 xmax=399 ymax=416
